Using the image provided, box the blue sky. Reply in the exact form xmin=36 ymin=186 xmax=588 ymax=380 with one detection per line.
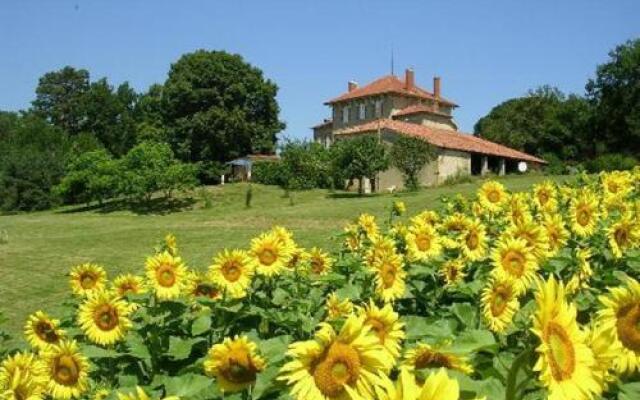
xmin=1 ymin=1 xmax=638 ymax=140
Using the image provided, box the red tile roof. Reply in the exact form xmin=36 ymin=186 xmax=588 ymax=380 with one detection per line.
xmin=335 ymin=119 xmax=546 ymax=164
xmin=392 ymin=104 xmax=452 ymax=118
xmin=325 ymin=75 xmax=457 ymax=107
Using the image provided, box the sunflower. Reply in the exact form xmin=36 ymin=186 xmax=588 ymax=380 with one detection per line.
xmin=0 ymin=351 xmax=47 ymax=400
xmin=373 ymin=252 xmax=406 ymax=303
xmin=543 ymin=214 xmax=569 ymax=256
xmin=440 ymin=259 xmax=466 ymax=286
xmin=325 ymin=292 xmax=354 ymax=321
xmin=585 ymin=323 xmax=619 ymax=391
xmin=343 ymin=224 xmax=361 ymax=252
xmin=209 ymin=249 xmax=254 ymax=299
xmin=531 ymin=276 xmax=600 ymax=400
xmin=505 ymin=219 xmax=549 ymax=261
xmin=602 ymin=193 xmax=629 ymax=219
xmin=481 ymin=277 xmax=520 ymax=333
xmin=305 ymin=247 xmax=334 ymax=276
xmin=364 ymin=236 xmax=397 ymax=268
xmin=186 ymin=271 xmax=222 ymax=301
xmin=145 ymin=252 xmax=188 ymax=301
xmin=601 ymin=171 xmax=632 ymax=199
xmin=41 ymin=341 xmax=89 ymax=400
xmin=607 ymin=215 xmax=639 ymax=259
xmin=92 ymin=388 xmax=110 ymax=400
xmin=77 ymin=290 xmax=132 ymax=346
xmin=565 ymin=248 xmax=594 ymax=295
xmin=69 ymin=264 xmax=107 ymax=297
xmin=533 ymin=181 xmax=558 ymax=213
xmin=24 ymin=311 xmax=65 ymax=351
xmin=598 ymin=277 xmax=640 ymax=374
xmin=478 ymin=180 xmax=508 ymax=213
xmin=374 ymin=367 xmax=420 ymax=400
xmin=357 ymin=300 xmax=404 ymax=362
xmin=417 ymin=368 xmax=460 ymax=400
xmin=411 ymin=210 xmax=440 ymax=226
xmin=440 ymin=213 xmax=471 ymax=236
xmin=569 ymin=190 xmax=599 ymax=237
xmin=491 ymin=237 xmax=538 ymax=295
xmin=249 ymin=232 xmax=293 ymax=277
xmin=357 ymin=213 xmax=379 ymax=239
xmin=164 ymin=233 xmax=178 ymax=256
xmin=286 ymin=247 xmax=306 ymax=271
xmin=405 ymin=223 xmax=441 ymax=262
xmin=278 ymin=315 xmax=393 ymax=400
xmin=271 ymin=225 xmax=296 ymax=248
xmin=403 ymin=342 xmax=473 ymax=375
xmin=459 ymin=219 xmax=487 ymax=261
xmin=506 ymin=193 xmax=532 ymax=226
xmin=392 ymin=201 xmax=406 ymax=216
xmin=111 ymin=274 xmax=146 ymax=297
xmin=116 ymin=386 xmax=178 ymax=400
xmin=204 ymin=336 xmax=266 ymax=393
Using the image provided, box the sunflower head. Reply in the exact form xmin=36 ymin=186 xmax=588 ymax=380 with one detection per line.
xmin=440 ymin=259 xmax=466 ymax=286
xmin=164 ymin=233 xmax=178 ymax=256
xmin=357 ymin=300 xmax=404 ymax=361
xmin=0 ymin=351 xmax=48 ymax=400
xmin=569 ymin=190 xmax=600 ymax=237
xmin=249 ymin=232 xmax=293 ymax=277
xmin=365 ymin=235 xmax=397 ymax=268
xmin=607 ymin=215 xmax=639 ymax=259
xmin=112 ymin=274 xmax=147 ymax=297
xmin=460 ymin=219 xmax=487 ymax=261
xmin=41 ymin=340 xmax=90 ymax=400
xmin=343 ymin=224 xmax=361 ymax=252
xmin=533 ymin=181 xmax=558 ymax=212
xmin=491 ymin=237 xmax=538 ymax=295
xmin=543 ymin=214 xmax=569 ymax=256
xmin=481 ymin=277 xmax=520 ymax=333
xmin=186 ymin=271 xmax=222 ymax=302
xmin=204 ymin=336 xmax=266 ymax=393
xmin=24 ymin=311 xmax=65 ymax=350
xmin=325 ymin=292 xmax=354 ymax=321
xmin=478 ymin=180 xmax=508 ymax=212
xmin=392 ymin=201 xmax=406 ymax=216
xmin=69 ymin=263 xmax=107 ymax=297
xmin=405 ymin=223 xmax=441 ymax=262
xmin=145 ymin=252 xmax=188 ymax=301
xmin=77 ymin=290 xmax=133 ymax=346
xmin=305 ymin=247 xmax=334 ymax=276
xmin=418 ymin=368 xmax=461 ymax=400
xmin=403 ymin=342 xmax=473 ymax=375
xmin=373 ymin=252 xmax=406 ymax=303
xmin=209 ymin=249 xmax=254 ymax=299
xmin=357 ymin=213 xmax=380 ymax=239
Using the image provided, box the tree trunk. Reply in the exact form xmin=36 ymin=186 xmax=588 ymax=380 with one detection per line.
xmin=358 ymin=177 xmax=364 ymax=196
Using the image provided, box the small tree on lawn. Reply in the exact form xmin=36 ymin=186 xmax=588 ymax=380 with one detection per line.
xmin=332 ymin=135 xmax=389 ymax=195
xmin=390 ymin=135 xmax=436 ymax=191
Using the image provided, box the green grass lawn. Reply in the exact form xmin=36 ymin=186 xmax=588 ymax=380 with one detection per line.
xmin=0 ymin=174 xmax=570 ymax=339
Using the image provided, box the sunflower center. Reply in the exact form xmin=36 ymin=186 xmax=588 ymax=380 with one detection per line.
xmin=258 ymin=248 xmax=277 ymax=266
xmin=607 ymin=182 xmax=619 ymax=193
xmin=380 ymin=263 xmax=397 ymax=289
xmin=311 ymin=257 xmax=325 ymax=274
xmin=35 ymin=321 xmax=59 ymax=343
xmin=487 ymin=190 xmax=500 ymax=203
xmin=222 ymin=261 xmax=242 ymax=282
xmin=544 ymin=322 xmax=576 ymax=381
xmin=221 ymin=350 xmax=258 ymax=384
xmin=195 ymin=283 xmax=219 ymax=299
xmin=464 ymin=231 xmax=477 ymax=249
xmin=446 ymin=265 xmax=459 ymax=282
xmin=93 ymin=304 xmax=119 ymax=331
xmin=577 ymin=208 xmax=591 ymax=227
xmin=616 ymin=303 xmax=640 ymax=353
xmin=415 ymin=234 xmax=431 ymax=252
xmin=365 ymin=318 xmax=387 ymax=343
xmin=155 ymin=264 xmax=176 ymax=287
xmin=490 ymin=285 xmax=511 ymax=316
xmin=79 ymin=273 xmax=97 ymax=289
xmin=615 ymin=227 xmax=629 ymax=247
xmin=52 ymin=355 xmax=80 ymax=386
xmin=313 ymin=342 xmax=361 ymax=397
xmin=414 ymin=350 xmax=452 ymax=369
xmin=538 ymin=191 xmax=549 ymax=205
xmin=118 ymin=283 xmax=136 ymax=295
xmin=502 ymin=250 xmax=525 ymax=276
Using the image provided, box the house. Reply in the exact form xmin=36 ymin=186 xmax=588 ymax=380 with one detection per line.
xmin=312 ymin=68 xmax=545 ymax=191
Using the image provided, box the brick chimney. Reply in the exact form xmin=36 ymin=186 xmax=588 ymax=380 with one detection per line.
xmin=348 ymin=81 xmax=358 ymax=92
xmin=433 ymin=76 xmax=441 ymax=99
xmin=405 ymin=68 xmax=415 ymax=91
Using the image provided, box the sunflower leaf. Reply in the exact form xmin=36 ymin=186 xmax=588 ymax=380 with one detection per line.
xmin=191 ymin=314 xmax=212 ymax=336
xmin=168 ymin=336 xmax=203 ymax=360
xmin=162 ymin=373 xmax=216 ymax=399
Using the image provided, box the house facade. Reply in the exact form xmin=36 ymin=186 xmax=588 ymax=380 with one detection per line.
xmin=313 ymin=68 xmax=545 ymax=191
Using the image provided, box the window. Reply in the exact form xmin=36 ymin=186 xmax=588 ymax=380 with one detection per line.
xmin=342 ymin=107 xmax=349 ymax=124
xmin=359 ymin=103 xmax=366 ymax=120
xmin=375 ymin=99 xmax=382 ymax=117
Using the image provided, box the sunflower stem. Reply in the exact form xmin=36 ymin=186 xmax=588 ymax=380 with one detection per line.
xmin=505 ymin=348 xmax=532 ymax=400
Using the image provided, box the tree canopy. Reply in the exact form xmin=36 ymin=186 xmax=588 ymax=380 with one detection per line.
xmin=390 ymin=135 xmax=436 ymax=190
xmin=332 ymin=136 xmax=389 ymax=194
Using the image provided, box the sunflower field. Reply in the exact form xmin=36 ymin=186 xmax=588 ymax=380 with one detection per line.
xmin=3 ymin=170 xmax=640 ymax=400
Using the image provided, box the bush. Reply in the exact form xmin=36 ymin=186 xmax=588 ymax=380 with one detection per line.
xmin=390 ymin=135 xmax=436 ymax=190
xmin=584 ymin=153 xmax=637 ymax=173
xmin=55 ymin=149 xmax=122 ymax=205
xmin=252 ymin=160 xmax=285 ymax=186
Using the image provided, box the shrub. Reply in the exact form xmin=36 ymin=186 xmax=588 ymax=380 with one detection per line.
xmin=252 ymin=160 xmax=284 ymax=186
xmin=390 ymin=135 xmax=436 ymax=190
xmin=584 ymin=153 xmax=637 ymax=173
xmin=441 ymin=168 xmax=474 ymax=186
xmin=55 ymin=149 xmax=122 ymax=205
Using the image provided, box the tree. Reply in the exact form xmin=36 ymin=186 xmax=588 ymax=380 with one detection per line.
xmin=0 ymin=115 xmax=70 ymax=211
xmin=162 ymin=50 xmax=285 ymax=167
xmin=474 ymin=86 xmax=594 ymax=161
xmin=32 ymin=66 xmax=90 ymax=135
xmin=331 ymin=135 xmax=389 ymax=195
xmin=390 ymin=135 xmax=436 ymax=190
xmin=279 ymin=140 xmax=333 ymax=191
xmin=587 ymin=38 xmax=640 ymax=155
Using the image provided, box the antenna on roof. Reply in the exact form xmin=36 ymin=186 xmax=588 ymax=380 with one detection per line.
xmin=390 ymin=44 xmax=395 ymax=76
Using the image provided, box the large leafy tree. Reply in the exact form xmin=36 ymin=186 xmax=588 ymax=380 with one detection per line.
xmin=390 ymin=135 xmax=436 ymax=190
xmin=162 ymin=50 xmax=285 ymax=166
xmin=331 ymin=135 xmax=389 ymax=195
xmin=32 ymin=66 xmax=90 ymax=135
xmin=474 ymin=86 xmax=593 ymax=160
xmin=586 ymin=38 xmax=640 ymax=155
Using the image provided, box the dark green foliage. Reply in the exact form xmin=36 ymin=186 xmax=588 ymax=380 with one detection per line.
xmin=390 ymin=135 xmax=436 ymax=190
xmin=279 ymin=140 xmax=333 ymax=191
xmin=55 ymin=149 xmax=121 ymax=205
xmin=331 ymin=135 xmax=389 ymax=195
xmin=162 ymin=50 xmax=284 ymax=164
xmin=587 ymin=38 xmax=640 ymax=156
xmin=251 ymin=161 xmax=285 ymax=186
xmin=0 ymin=115 xmax=70 ymax=212
xmin=583 ymin=154 xmax=637 ymax=173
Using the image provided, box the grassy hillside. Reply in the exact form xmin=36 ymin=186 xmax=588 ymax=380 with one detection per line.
xmin=0 ymin=174 xmax=570 ymax=338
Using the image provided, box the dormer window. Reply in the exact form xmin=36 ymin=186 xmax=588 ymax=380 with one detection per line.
xmin=342 ymin=106 xmax=349 ymax=124
xmin=359 ymin=103 xmax=366 ymax=120
xmin=375 ymin=99 xmax=382 ymax=117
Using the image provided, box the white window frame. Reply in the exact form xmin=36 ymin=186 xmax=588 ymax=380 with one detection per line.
xmin=342 ymin=106 xmax=349 ymax=124
xmin=359 ymin=103 xmax=366 ymax=120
